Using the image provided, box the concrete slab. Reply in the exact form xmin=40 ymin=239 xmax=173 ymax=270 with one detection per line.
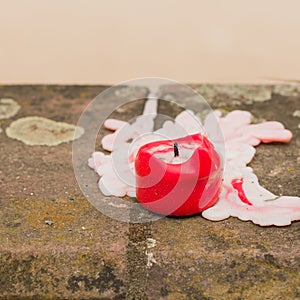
xmin=0 ymin=84 xmax=299 ymax=299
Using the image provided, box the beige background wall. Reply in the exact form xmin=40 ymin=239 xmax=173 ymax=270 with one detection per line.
xmin=1 ymin=0 xmax=300 ymax=84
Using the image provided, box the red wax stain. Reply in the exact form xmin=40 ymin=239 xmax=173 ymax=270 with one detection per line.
xmin=231 ymin=178 xmax=253 ymax=206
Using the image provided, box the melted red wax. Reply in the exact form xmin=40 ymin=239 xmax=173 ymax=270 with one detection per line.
xmin=231 ymin=178 xmax=252 ymax=206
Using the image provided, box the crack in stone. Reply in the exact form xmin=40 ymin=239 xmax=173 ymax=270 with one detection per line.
xmin=125 ymin=222 xmax=152 ymax=300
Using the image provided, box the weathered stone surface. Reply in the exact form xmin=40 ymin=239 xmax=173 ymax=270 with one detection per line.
xmin=0 ymin=85 xmax=148 ymax=299
xmin=149 ymin=83 xmax=300 ymax=299
xmin=1 ymin=197 xmax=127 ymax=298
xmin=0 ymin=84 xmax=299 ymax=299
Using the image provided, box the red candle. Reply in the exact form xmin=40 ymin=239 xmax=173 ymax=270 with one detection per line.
xmin=135 ymin=133 xmax=223 ymax=216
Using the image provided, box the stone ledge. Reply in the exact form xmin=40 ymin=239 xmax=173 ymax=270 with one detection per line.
xmin=0 ymin=84 xmax=299 ymax=299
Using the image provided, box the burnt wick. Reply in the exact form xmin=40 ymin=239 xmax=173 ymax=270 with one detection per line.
xmin=174 ymin=142 xmax=179 ymax=157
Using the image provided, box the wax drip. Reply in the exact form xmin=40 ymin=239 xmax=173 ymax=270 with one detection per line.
xmin=89 ymin=86 xmax=300 ymax=226
xmin=174 ymin=142 xmax=179 ymax=157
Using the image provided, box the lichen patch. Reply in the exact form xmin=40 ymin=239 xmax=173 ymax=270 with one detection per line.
xmin=292 ymin=110 xmax=300 ymax=118
xmin=0 ymin=98 xmax=21 ymax=119
xmin=6 ymin=116 xmax=84 ymax=146
xmin=273 ymin=84 xmax=300 ymax=97
xmin=146 ymin=238 xmax=157 ymax=249
xmin=194 ymin=85 xmax=272 ymax=103
xmin=146 ymin=251 xmax=157 ymax=268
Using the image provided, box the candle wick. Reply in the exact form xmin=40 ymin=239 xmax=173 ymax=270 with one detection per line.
xmin=174 ymin=142 xmax=179 ymax=157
